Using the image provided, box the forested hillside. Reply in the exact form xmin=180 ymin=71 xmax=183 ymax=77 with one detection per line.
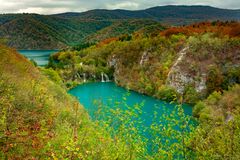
xmin=56 ymin=5 xmax=240 ymax=23
xmin=49 ymin=21 xmax=240 ymax=103
xmin=0 ymin=14 xmax=112 ymax=49
xmin=0 ymin=5 xmax=239 ymax=49
xmin=85 ymin=19 xmax=165 ymax=43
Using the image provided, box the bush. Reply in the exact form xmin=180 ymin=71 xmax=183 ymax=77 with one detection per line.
xmin=157 ymin=85 xmax=179 ymax=102
xmin=30 ymin=59 xmax=37 ymax=66
xmin=206 ymin=65 xmax=224 ymax=94
xmin=66 ymin=81 xmax=79 ymax=89
xmin=184 ymin=86 xmax=200 ymax=104
xmin=193 ymin=101 xmax=206 ymax=118
xmin=206 ymin=91 xmax=222 ymax=105
xmin=41 ymin=68 xmax=63 ymax=85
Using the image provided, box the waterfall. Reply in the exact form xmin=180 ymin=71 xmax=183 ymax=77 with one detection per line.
xmin=104 ymin=74 xmax=110 ymax=82
xmin=101 ymin=72 xmax=110 ymax=82
xmin=83 ymin=73 xmax=86 ymax=82
xmin=101 ymin=72 xmax=105 ymax=82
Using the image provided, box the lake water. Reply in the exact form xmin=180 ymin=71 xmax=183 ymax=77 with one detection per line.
xmin=18 ymin=50 xmax=58 ymax=66
xmin=69 ymin=82 xmax=192 ymax=115
xmin=69 ymin=82 xmax=194 ymax=136
xmin=69 ymin=82 xmax=193 ymax=117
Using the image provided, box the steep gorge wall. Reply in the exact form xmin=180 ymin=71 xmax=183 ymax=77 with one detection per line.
xmin=166 ymin=46 xmax=207 ymax=94
xmin=107 ymin=36 xmax=240 ymax=102
xmin=109 ymin=46 xmax=207 ymax=96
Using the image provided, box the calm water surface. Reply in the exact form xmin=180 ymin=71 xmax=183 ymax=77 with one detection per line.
xmin=69 ymin=82 xmax=195 ymax=155
xmin=69 ymin=82 xmax=193 ymax=125
xmin=18 ymin=50 xmax=58 ymax=66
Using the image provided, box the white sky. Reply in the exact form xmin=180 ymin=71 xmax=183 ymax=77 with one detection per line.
xmin=0 ymin=0 xmax=239 ymax=14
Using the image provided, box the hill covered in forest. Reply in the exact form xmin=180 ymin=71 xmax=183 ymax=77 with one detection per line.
xmin=0 ymin=5 xmax=239 ymax=49
xmin=55 ymin=5 xmax=240 ymax=23
xmin=49 ymin=21 xmax=240 ymax=103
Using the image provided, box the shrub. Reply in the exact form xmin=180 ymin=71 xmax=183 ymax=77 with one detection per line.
xmin=30 ymin=59 xmax=37 ymax=66
xmin=41 ymin=68 xmax=63 ymax=85
xmin=206 ymin=65 xmax=224 ymax=94
xmin=184 ymin=86 xmax=200 ymax=104
xmin=193 ymin=101 xmax=206 ymax=118
xmin=157 ymin=85 xmax=179 ymax=102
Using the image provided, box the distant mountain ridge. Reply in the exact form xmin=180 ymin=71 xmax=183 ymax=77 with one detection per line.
xmin=0 ymin=5 xmax=239 ymax=49
xmin=54 ymin=5 xmax=240 ymax=22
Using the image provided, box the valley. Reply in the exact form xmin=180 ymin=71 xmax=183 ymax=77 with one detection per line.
xmin=0 ymin=4 xmax=240 ymax=160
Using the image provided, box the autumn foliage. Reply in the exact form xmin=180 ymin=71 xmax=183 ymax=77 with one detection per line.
xmin=96 ymin=37 xmax=119 ymax=47
xmin=161 ymin=21 xmax=240 ymax=37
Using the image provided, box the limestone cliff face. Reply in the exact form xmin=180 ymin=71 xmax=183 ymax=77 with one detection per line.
xmin=108 ymin=47 xmax=208 ymax=95
xmin=108 ymin=50 xmax=151 ymax=85
xmin=166 ymin=47 xmax=206 ymax=94
xmin=108 ymin=54 xmax=119 ymax=82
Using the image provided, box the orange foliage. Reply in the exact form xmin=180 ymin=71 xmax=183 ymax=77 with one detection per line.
xmin=229 ymin=23 xmax=240 ymax=37
xmin=160 ymin=21 xmax=240 ymax=37
xmin=97 ymin=37 xmax=119 ymax=47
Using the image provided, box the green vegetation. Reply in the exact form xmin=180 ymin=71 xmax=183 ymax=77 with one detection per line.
xmin=0 ymin=44 xmax=195 ymax=159
xmin=0 ymin=14 xmax=162 ymax=49
xmin=0 ymin=45 xmax=126 ymax=159
xmin=55 ymin=6 xmax=240 ymax=24
xmin=1 ymin=19 xmax=240 ymax=159
xmin=86 ymin=20 xmax=165 ymax=44
xmin=191 ymin=85 xmax=240 ymax=159
xmin=1 ymin=5 xmax=240 ymax=49
xmin=0 ymin=14 xmax=112 ymax=49
xmin=44 ymin=22 xmax=240 ymax=158
xmin=49 ymin=24 xmax=240 ymax=104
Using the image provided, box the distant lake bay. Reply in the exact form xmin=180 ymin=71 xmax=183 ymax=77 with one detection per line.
xmin=18 ymin=50 xmax=58 ymax=66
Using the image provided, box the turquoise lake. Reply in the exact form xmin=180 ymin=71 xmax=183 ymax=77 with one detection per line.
xmin=69 ymin=82 xmax=195 ymax=155
xmin=69 ymin=82 xmax=193 ymax=127
xmin=69 ymin=82 xmax=193 ymax=117
xmin=18 ymin=50 xmax=58 ymax=66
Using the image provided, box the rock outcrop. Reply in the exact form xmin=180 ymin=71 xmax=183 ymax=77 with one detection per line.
xmin=167 ymin=47 xmax=207 ymax=94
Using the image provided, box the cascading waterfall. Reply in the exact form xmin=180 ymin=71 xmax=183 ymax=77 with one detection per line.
xmin=104 ymin=74 xmax=110 ymax=82
xmin=101 ymin=72 xmax=110 ymax=82
xmin=101 ymin=72 xmax=105 ymax=82
xmin=83 ymin=73 xmax=86 ymax=82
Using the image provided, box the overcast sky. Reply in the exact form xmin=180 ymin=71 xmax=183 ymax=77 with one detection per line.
xmin=0 ymin=0 xmax=239 ymax=14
